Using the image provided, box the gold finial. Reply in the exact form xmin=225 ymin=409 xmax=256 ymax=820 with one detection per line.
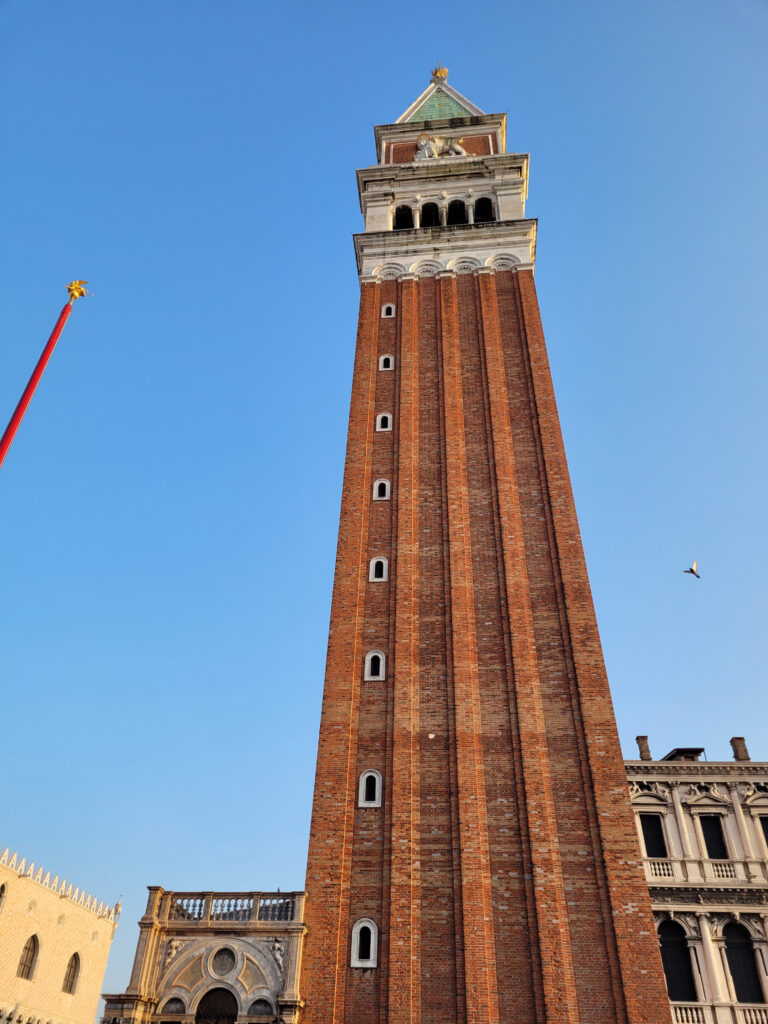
xmin=66 ymin=280 xmax=90 ymax=303
xmin=431 ymin=63 xmax=448 ymax=82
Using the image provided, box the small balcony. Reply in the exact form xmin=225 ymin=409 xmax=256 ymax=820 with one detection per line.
xmin=154 ymin=890 xmax=304 ymax=926
xmin=645 ymin=858 xmax=768 ymax=885
xmin=671 ymin=1004 xmax=768 ymax=1023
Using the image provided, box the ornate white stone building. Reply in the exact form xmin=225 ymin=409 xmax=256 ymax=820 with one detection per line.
xmin=629 ymin=737 xmax=768 ymax=1023
xmin=101 ymin=889 xmax=304 ymax=1024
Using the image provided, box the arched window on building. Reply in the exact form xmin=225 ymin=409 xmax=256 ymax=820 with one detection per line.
xmin=364 ymin=650 xmax=386 ymax=680
xmin=447 ymin=199 xmax=467 ymax=225
xmin=373 ymin=478 xmax=390 ymax=500
xmin=379 ymin=355 xmax=394 ymax=370
xmin=474 ymin=197 xmax=495 ymax=223
xmin=393 ymin=206 xmax=414 ymax=230
xmin=724 ymin=923 xmax=765 ymax=1004
xmin=0 ymin=883 xmax=6 ymax=912
xmin=420 ymin=202 xmax=440 ymax=227
xmin=162 ymin=999 xmax=186 ymax=1014
xmin=375 ymin=413 xmax=392 ymax=432
xmin=658 ymin=921 xmax=697 ymax=1003
xmin=369 ymin=557 xmax=388 ymax=581
xmin=381 ymin=304 xmax=396 ymax=318
xmin=358 ymin=770 xmax=382 ymax=807
xmin=62 ymin=953 xmax=81 ymax=995
xmin=246 ymin=1000 xmax=273 ymax=1017
xmin=351 ymin=918 xmax=378 ymax=967
xmin=17 ymin=934 xmax=39 ymax=980
xmin=195 ymin=988 xmax=239 ymax=1024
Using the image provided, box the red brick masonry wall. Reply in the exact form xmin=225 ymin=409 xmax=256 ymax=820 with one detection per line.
xmin=302 ymin=270 xmax=670 ymax=1023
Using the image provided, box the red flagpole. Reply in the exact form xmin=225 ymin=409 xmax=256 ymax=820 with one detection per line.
xmin=0 ymin=281 xmax=88 ymax=470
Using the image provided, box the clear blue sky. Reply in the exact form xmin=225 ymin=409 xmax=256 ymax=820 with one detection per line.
xmin=2 ymin=0 xmax=766 ymax=1004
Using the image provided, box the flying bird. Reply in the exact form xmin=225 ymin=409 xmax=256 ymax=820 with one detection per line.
xmin=684 ymin=560 xmax=700 ymax=579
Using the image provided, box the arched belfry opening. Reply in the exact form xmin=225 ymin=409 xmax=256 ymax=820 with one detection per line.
xmin=195 ymin=988 xmax=238 ymax=1024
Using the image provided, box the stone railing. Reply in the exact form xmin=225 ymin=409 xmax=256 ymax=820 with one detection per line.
xmin=672 ymin=1005 xmax=710 ymax=1024
xmin=671 ymin=1005 xmax=768 ymax=1024
xmin=645 ymin=858 xmax=768 ymax=885
xmin=162 ymin=891 xmax=303 ymax=925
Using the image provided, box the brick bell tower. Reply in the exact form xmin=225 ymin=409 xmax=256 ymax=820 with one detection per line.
xmin=302 ymin=69 xmax=671 ymax=1024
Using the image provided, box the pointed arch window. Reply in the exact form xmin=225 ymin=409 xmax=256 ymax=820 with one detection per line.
xmin=373 ymin=479 xmax=390 ymax=501
xmin=724 ymin=922 xmax=765 ymax=1003
xmin=351 ymin=918 xmax=378 ymax=967
xmin=379 ymin=355 xmax=394 ymax=370
xmin=375 ymin=413 xmax=392 ymax=432
xmin=369 ymin=557 xmax=388 ymax=581
xmin=658 ymin=921 xmax=697 ymax=1003
xmin=358 ymin=770 xmax=382 ymax=807
xmin=18 ymin=934 xmax=39 ymax=980
xmin=364 ymin=650 xmax=386 ymax=680
xmin=63 ymin=952 xmax=80 ymax=994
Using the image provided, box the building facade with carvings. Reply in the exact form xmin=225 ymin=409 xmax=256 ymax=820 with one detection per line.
xmin=101 ymin=890 xmax=304 ymax=1024
xmin=630 ymin=737 xmax=768 ymax=1024
xmin=0 ymin=848 xmax=119 ymax=1024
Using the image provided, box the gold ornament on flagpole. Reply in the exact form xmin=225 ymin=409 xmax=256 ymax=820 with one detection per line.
xmin=66 ymin=280 xmax=90 ymax=303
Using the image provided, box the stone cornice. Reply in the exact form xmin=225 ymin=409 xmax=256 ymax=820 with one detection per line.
xmin=626 ymin=762 xmax=768 ymax=780
xmin=649 ymin=886 xmax=768 ymax=907
xmin=353 ymin=219 xmax=537 ymax=279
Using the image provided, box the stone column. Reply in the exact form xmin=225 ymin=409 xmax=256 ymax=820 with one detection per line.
xmin=413 ymin=206 xmax=421 ymax=229
xmin=729 ymin=783 xmax=761 ymax=880
xmin=696 ymin=913 xmax=729 ymax=1005
xmin=466 ymin=200 xmax=474 ymax=224
xmin=754 ymin=915 xmax=768 ymax=1003
xmin=672 ymin=784 xmax=694 ymax=858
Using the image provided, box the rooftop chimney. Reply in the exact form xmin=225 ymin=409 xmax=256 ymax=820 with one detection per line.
xmin=730 ymin=736 xmax=751 ymax=762
xmin=636 ymin=735 xmax=652 ymax=761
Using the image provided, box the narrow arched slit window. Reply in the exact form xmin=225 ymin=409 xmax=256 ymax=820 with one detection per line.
xmin=658 ymin=921 xmax=697 ymax=1003
xmin=373 ymin=478 xmax=390 ymax=501
xmin=364 ymin=650 xmax=386 ymax=680
xmin=62 ymin=952 xmax=80 ymax=995
xmin=724 ymin=922 xmax=765 ymax=1004
xmin=369 ymin=557 xmax=388 ymax=581
xmin=447 ymin=199 xmax=467 ymax=225
xmin=381 ymin=304 xmax=396 ymax=319
xmin=420 ymin=202 xmax=440 ymax=227
xmin=393 ymin=205 xmax=414 ymax=230
xmin=351 ymin=918 xmax=378 ymax=967
xmin=375 ymin=413 xmax=392 ymax=432
xmin=17 ymin=934 xmax=39 ymax=980
xmin=379 ymin=355 xmax=394 ymax=370
xmin=474 ymin=197 xmax=495 ymax=223
xmin=358 ymin=770 xmax=382 ymax=807
xmin=0 ymin=883 xmax=6 ymax=912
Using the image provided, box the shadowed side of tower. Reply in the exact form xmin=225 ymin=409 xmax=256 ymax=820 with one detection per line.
xmin=302 ymin=71 xmax=671 ymax=1024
